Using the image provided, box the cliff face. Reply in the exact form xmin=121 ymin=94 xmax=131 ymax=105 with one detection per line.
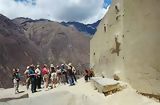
xmin=90 ymin=0 xmax=160 ymax=95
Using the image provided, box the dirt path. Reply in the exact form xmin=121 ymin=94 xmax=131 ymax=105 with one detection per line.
xmin=0 ymin=78 xmax=159 ymax=105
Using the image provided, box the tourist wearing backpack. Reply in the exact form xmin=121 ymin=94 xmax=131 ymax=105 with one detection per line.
xmin=35 ymin=65 xmax=42 ymax=89
xmin=56 ymin=65 xmax=62 ymax=85
xmin=84 ymin=69 xmax=89 ymax=82
xmin=60 ymin=64 xmax=67 ymax=84
xmin=29 ymin=64 xmax=37 ymax=93
xmin=42 ymin=64 xmax=49 ymax=89
xmin=24 ymin=66 xmax=30 ymax=90
xmin=50 ymin=65 xmax=57 ymax=88
xmin=12 ymin=68 xmax=21 ymax=94
xmin=67 ymin=63 xmax=75 ymax=86
xmin=72 ymin=66 xmax=77 ymax=82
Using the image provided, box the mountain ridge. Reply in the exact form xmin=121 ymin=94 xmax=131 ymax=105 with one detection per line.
xmin=12 ymin=17 xmax=100 ymax=35
xmin=61 ymin=20 xmax=101 ymax=35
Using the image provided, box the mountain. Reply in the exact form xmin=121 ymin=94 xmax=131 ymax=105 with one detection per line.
xmin=16 ymin=18 xmax=90 ymax=66
xmin=61 ymin=20 xmax=101 ymax=35
xmin=0 ymin=14 xmax=90 ymax=88
xmin=13 ymin=17 xmax=52 ymax=25
xmin=0 ymin=14 xmax=42 ymax=88
xmin=12 ymin=17 xmax=33 ymax=25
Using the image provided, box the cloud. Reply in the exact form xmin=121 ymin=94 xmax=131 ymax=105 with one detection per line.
xmin=15 ymin=0 xmax=36 ymax=5
xmin=0 ymin=0 xmax=109 ymax=24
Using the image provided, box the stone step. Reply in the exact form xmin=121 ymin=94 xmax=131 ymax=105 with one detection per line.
xmin=91 ymin=77 xmax=120 ymax=94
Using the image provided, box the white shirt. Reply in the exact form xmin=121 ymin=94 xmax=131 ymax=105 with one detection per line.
xmin=51 ymin=72 xmax=57 ymax=79
xmin=35 ymin=68 xmax=41 ymax=75
xmin=24 ymin=69 xmax=29 ymax=74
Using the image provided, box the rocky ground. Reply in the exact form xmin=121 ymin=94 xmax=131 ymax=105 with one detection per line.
xmin=0 ymin=78 xmax=159 ymax=105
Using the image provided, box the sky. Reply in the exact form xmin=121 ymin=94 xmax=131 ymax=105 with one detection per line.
xmin=0 ymin=0 xmax=111 ymax=24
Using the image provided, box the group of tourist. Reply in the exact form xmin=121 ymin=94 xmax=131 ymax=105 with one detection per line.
xmin=12 ymin=63 xmax=77 ymax=94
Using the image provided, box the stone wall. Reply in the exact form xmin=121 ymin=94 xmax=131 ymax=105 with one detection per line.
xmin=90 ymin=0 xmax=160 ymax=95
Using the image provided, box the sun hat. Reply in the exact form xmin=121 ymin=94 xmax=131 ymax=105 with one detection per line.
xmin=50 ymin=64 xmax=54 ymax=67
xmin=37 ymin=65 xmax=40 ymax=68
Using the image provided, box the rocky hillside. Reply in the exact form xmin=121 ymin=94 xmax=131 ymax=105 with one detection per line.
xmin=0 ymin=14 xmax=42 ymax=88
xmin=13 ymin=17 xmax=90 ymax=69
xmin=0 ymin=14 xmax=90 ymax=88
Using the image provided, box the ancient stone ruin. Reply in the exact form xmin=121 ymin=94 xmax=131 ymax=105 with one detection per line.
xmin=90 ymin=0 xmax=160 ymax=98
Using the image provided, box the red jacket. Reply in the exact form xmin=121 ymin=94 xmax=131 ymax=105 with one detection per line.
xmin=42 ymin=67 xmax=49 ymax=76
